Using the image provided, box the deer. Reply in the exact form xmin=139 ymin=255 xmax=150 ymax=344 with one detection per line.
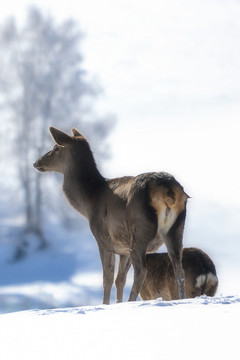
xmin=140 ymin=247 xmax=218 ymax=301
xmin=33 ymin=127 xmax=189 ymax=304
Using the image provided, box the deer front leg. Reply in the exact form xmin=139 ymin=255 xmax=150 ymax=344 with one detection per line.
xmin=115 ymin=255 xmax=131 ymax=303
xmin=99 ymin=248 xmax=115 ymax=305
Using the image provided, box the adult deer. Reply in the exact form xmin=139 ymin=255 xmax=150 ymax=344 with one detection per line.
xmin=140 ymin=247 xmax=218 ymax=301
xmin=33 ymin=127 xmax=189 ymax=304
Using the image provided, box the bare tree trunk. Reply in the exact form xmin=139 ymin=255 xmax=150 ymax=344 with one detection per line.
xmin=34 ymin=171 xmax=48 ymax=249
xmin=13 ymin=94 xmax=48 ymax=260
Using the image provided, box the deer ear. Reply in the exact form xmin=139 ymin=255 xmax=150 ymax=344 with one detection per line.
xmin=49 ymin=127 xmax=72 ymax=146
xmin=72 ymin=128 xmax=84 ymax=138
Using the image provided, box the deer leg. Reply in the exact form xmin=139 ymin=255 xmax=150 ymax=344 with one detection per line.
xmin=99 ymin=248 xmax=115 ymax=305
xmin=128 ymin=249 xmax=147 ymax=302
xmin=127 ymin=210 xmax=158 ymax=302
xmin=115 ymin=255 xmax=131 ymax=303
xmin=164 ymin=240 xmax=185 ymax=299
xmin=164 ymin=209 xmax=186 ymax=299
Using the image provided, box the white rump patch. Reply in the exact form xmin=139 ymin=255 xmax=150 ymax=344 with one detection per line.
xmin=158 ymin=208 xmax=177 ymax=236
xmin=195 ymin=272 xmax=218 ymax=289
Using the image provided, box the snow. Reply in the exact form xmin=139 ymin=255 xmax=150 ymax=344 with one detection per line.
xmin=1 ymin=296 xmax=239 ymax=360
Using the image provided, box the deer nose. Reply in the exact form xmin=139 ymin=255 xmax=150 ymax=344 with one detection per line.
xmin=33 ymin=162 xmax=37 ymax=168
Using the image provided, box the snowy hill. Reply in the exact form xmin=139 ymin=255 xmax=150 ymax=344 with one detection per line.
xmin=1 ymin=295 xmax=239 ymax=360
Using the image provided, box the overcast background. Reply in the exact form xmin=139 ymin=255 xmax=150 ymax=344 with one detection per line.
xmin=1 ymin=0 xmax=240 ymax=204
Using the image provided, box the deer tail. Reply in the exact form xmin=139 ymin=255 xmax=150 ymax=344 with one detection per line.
xmin=195 ymin=273 xmax=218 ymax=296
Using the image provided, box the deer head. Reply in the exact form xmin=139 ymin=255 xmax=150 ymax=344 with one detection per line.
xmin=33 ymin=127 xmax=86 ymax=174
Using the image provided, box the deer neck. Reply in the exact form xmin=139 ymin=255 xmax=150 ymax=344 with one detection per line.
xmin=62 ymin=161 xmax=106 ymax=219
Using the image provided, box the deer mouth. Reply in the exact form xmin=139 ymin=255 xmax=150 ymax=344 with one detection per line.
xmin=33 ymin=162 xmax=46 ymax=172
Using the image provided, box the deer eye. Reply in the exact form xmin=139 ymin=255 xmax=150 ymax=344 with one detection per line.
xmin=53 ymin=146 xmax=60 ymax=152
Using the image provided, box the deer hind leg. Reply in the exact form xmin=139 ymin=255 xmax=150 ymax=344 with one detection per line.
xmin=128 ymin=248 xmax=147 ymax=302
xmin=164 ymin=209 xmax=187 ymax=299
xmin=127 ymin=208 xmax=158 ymax=302
xmin=99 ymin=248 xmax=115 ymax=305
xmin=115 ymin=255 xmax=131 ymax=303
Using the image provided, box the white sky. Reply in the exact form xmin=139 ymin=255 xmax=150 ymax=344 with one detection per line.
xmin=1 ymin=0 xmax=240 ymax=207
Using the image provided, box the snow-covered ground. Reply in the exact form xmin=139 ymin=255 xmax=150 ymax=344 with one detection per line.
xmin=1 ymin=296 xmax=239 ymax=360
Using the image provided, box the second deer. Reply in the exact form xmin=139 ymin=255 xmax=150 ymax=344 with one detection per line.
xmin=140 ymin=247 xmax=218 ymax=300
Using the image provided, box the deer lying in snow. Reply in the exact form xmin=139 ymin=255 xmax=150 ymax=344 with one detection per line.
xmin=34 ymin=127 xmax=189 ymax=304
xmin=140 ymin=247 xmax=218 ymax=300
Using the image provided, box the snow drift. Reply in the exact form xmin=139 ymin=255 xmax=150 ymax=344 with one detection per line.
xmin=1 ymin=295 xmax=239 ymax=360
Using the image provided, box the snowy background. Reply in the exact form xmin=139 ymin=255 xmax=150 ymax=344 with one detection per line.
xmin=0 ymin=0 xmax=240 ymax=330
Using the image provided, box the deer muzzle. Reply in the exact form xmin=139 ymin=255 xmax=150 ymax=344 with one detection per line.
xmin=33 ymin=159 xmax=46 ymax=172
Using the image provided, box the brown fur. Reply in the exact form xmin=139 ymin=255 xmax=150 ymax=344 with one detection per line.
xmin=140 ymin=247 xmax=218 ymax=300
xmin=34 ymin=127 xmax=189 ymax=304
